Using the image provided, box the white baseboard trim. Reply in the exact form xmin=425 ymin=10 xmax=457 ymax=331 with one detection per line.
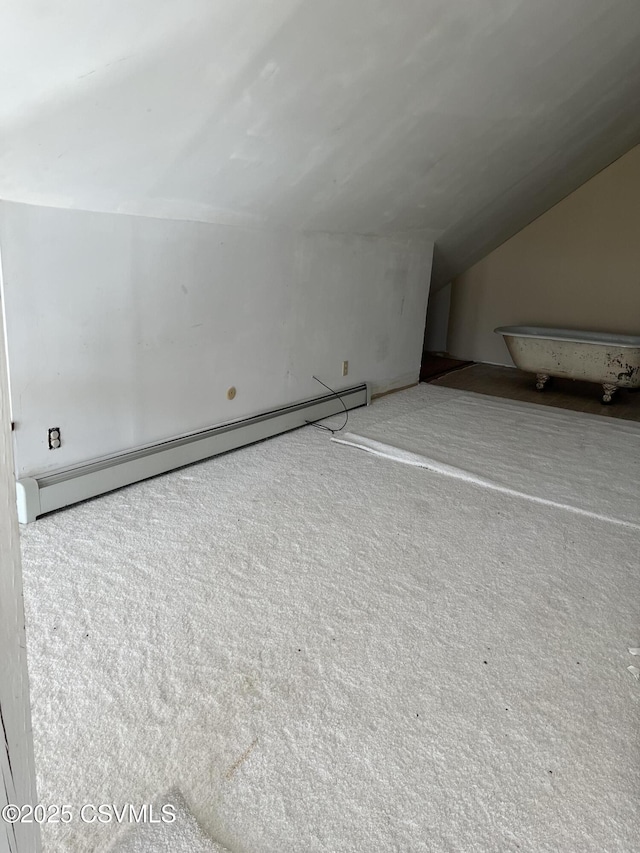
xmin=16 ymin=383 xmax=369 ymax=523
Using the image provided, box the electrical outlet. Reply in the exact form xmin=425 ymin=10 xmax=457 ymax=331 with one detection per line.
xmin=48 ymin=427 xmax=61 ymax=449
xmin=342 ymin=361 xmax=349 ymax=376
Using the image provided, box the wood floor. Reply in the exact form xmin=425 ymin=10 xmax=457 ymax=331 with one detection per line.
xmin=419 ymin=352 xmax=472 ymax=382
xmin=430 ymin=362 xmax=640 ymax=423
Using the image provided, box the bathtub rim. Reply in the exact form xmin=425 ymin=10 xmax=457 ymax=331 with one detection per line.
xmin=494 ymin=325 xmax=640 ymax=348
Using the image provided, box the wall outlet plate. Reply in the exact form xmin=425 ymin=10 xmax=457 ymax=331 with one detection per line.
xmin=48 ymin=427 xmax=61 ymax=449
xmin=342 ymin=361 xmax=349 ymax=376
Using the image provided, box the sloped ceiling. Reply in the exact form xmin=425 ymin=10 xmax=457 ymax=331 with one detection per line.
xmin=1 ymin=0 xmax=640 ymax=286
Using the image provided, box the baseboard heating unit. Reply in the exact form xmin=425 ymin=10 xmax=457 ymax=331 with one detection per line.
xmin=16 ymin=383 xmax=370 ymax=523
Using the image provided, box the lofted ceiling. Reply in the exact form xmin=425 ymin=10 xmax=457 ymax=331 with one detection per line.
xmin=1 ymin=0 xmax=640 ymax=286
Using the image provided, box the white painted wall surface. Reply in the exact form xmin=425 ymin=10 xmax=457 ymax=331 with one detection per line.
xmin=0 ymin=285 xmax=39 ymax=853
xmin=1 ymin=1 xmax=640 ymax=286
xmin=0 ymin=202 xmax=432 ymax=478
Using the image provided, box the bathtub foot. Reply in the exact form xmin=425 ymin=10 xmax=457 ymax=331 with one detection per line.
xmin=602 ymin=383 xmax=618 ymax=404
xmin=535 ymin=373 xmax=550 ymax=391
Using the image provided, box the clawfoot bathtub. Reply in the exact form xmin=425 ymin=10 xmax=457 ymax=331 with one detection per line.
xmin=495 ymin=326 xmax=640 ymax=403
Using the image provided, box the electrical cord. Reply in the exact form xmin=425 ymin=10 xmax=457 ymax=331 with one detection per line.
xmin=304 ymin=375 xmax=349 ymax=434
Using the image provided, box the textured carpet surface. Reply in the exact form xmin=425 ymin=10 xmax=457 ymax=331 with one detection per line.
xmin=336 ymin=385 xmax=640 ymax=527
xmin=19 ymin=385 xmax=640 ymax=853
xmin=104 ymin=792 xmax=231 ymax=853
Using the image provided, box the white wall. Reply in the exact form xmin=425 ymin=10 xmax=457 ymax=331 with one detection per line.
xmin=2 ymin=2 xmax=640 ymax=289
xmin=0 ymin=201 xmax=432 ymax=478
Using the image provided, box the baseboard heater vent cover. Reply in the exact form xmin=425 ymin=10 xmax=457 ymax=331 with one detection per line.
xmin=16 ymin=383 xmax=369 ymax=523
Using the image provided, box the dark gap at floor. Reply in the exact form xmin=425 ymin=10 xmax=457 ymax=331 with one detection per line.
xmin=420 ymin=351 xmax=473 ymax=382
